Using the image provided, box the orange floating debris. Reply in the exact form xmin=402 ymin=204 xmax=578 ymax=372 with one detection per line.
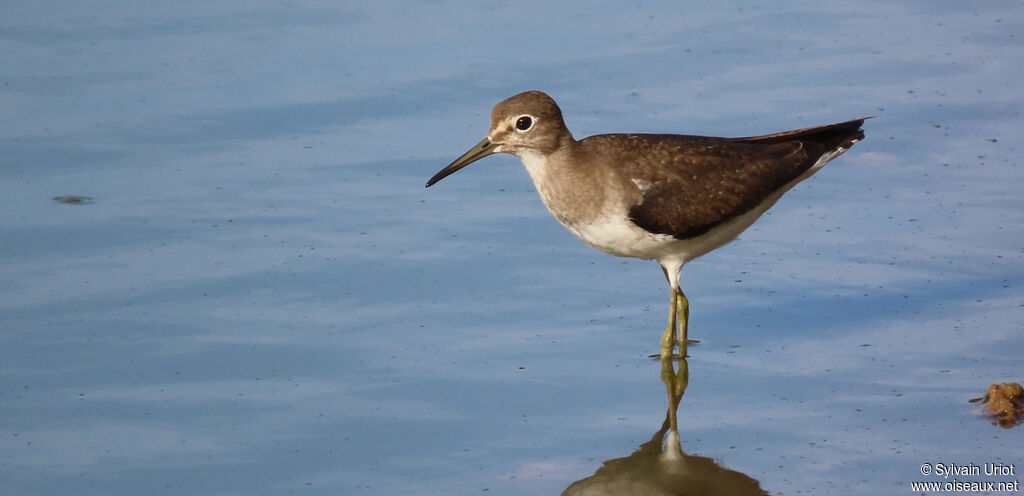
xmin=970 ymin=382 xmax=1024 ymax=429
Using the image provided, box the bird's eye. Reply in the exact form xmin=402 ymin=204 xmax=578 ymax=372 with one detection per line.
xmin=515 ymin=116 xmax=533 ymax=131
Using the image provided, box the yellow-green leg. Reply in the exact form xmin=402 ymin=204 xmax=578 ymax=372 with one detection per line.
xmin=660 ymin=289 xmax=678 ymax=359
xmin=659 ymin=287 xmax=690 ymax=359
xmin=659 ymin=263 xmax=691 ymax=359
xmin=676 ymin=288 xmax=689 ymax=358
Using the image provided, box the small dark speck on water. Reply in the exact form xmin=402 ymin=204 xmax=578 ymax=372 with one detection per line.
xmin=53 ymin=195 xmax=95 ymax=204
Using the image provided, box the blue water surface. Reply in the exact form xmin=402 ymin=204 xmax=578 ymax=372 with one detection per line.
xmin=2 ymin=2 xmax=1022 ymax=494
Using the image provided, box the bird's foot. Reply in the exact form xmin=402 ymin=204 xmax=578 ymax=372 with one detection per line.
xmin=648 ymin=339 xmax=699 ymax=359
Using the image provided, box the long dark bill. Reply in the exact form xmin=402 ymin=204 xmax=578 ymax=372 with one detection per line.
xmin=425 ymin=137 xmax=498 ymax=187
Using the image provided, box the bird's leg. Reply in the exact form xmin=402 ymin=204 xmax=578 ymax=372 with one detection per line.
xmin=660 ymin=288 xmax=678 ymax=359
xmin=676 ymin=288 xmax=690 ymax=358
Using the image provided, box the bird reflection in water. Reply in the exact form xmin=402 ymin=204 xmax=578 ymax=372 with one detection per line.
xmin=562 ymin=357 xmax=768 ymax=496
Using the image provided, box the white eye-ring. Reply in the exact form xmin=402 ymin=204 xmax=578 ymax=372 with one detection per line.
xmin=514 ymin=115 xmax=534 ymax=132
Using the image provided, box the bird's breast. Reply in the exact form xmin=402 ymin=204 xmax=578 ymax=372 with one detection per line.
xmin=517 ymin=147 xmax=689 ymax=260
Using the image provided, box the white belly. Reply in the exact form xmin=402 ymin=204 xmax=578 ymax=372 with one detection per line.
xmin=564 ymin=214 xmax=676 ymax=260
xmin=563 ymin=209 xmax=756 ymax=266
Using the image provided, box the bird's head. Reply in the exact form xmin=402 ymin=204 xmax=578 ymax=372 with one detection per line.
xmin=426 ymin=90 xmax=572 ymax=187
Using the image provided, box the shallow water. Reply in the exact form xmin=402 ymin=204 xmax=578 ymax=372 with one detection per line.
xmin=2 ymin=2 xmax=1022 ymax=494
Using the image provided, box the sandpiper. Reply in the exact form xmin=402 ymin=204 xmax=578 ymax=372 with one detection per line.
xmin=427 ymin=91 xmax=866 ymax=358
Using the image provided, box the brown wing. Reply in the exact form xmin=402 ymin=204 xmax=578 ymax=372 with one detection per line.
xmin=624 ymin=119 xmax=866 ymax=240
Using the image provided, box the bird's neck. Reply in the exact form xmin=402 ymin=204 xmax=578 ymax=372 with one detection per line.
xmin=515 ymin=140 xmax=609 ymax=228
